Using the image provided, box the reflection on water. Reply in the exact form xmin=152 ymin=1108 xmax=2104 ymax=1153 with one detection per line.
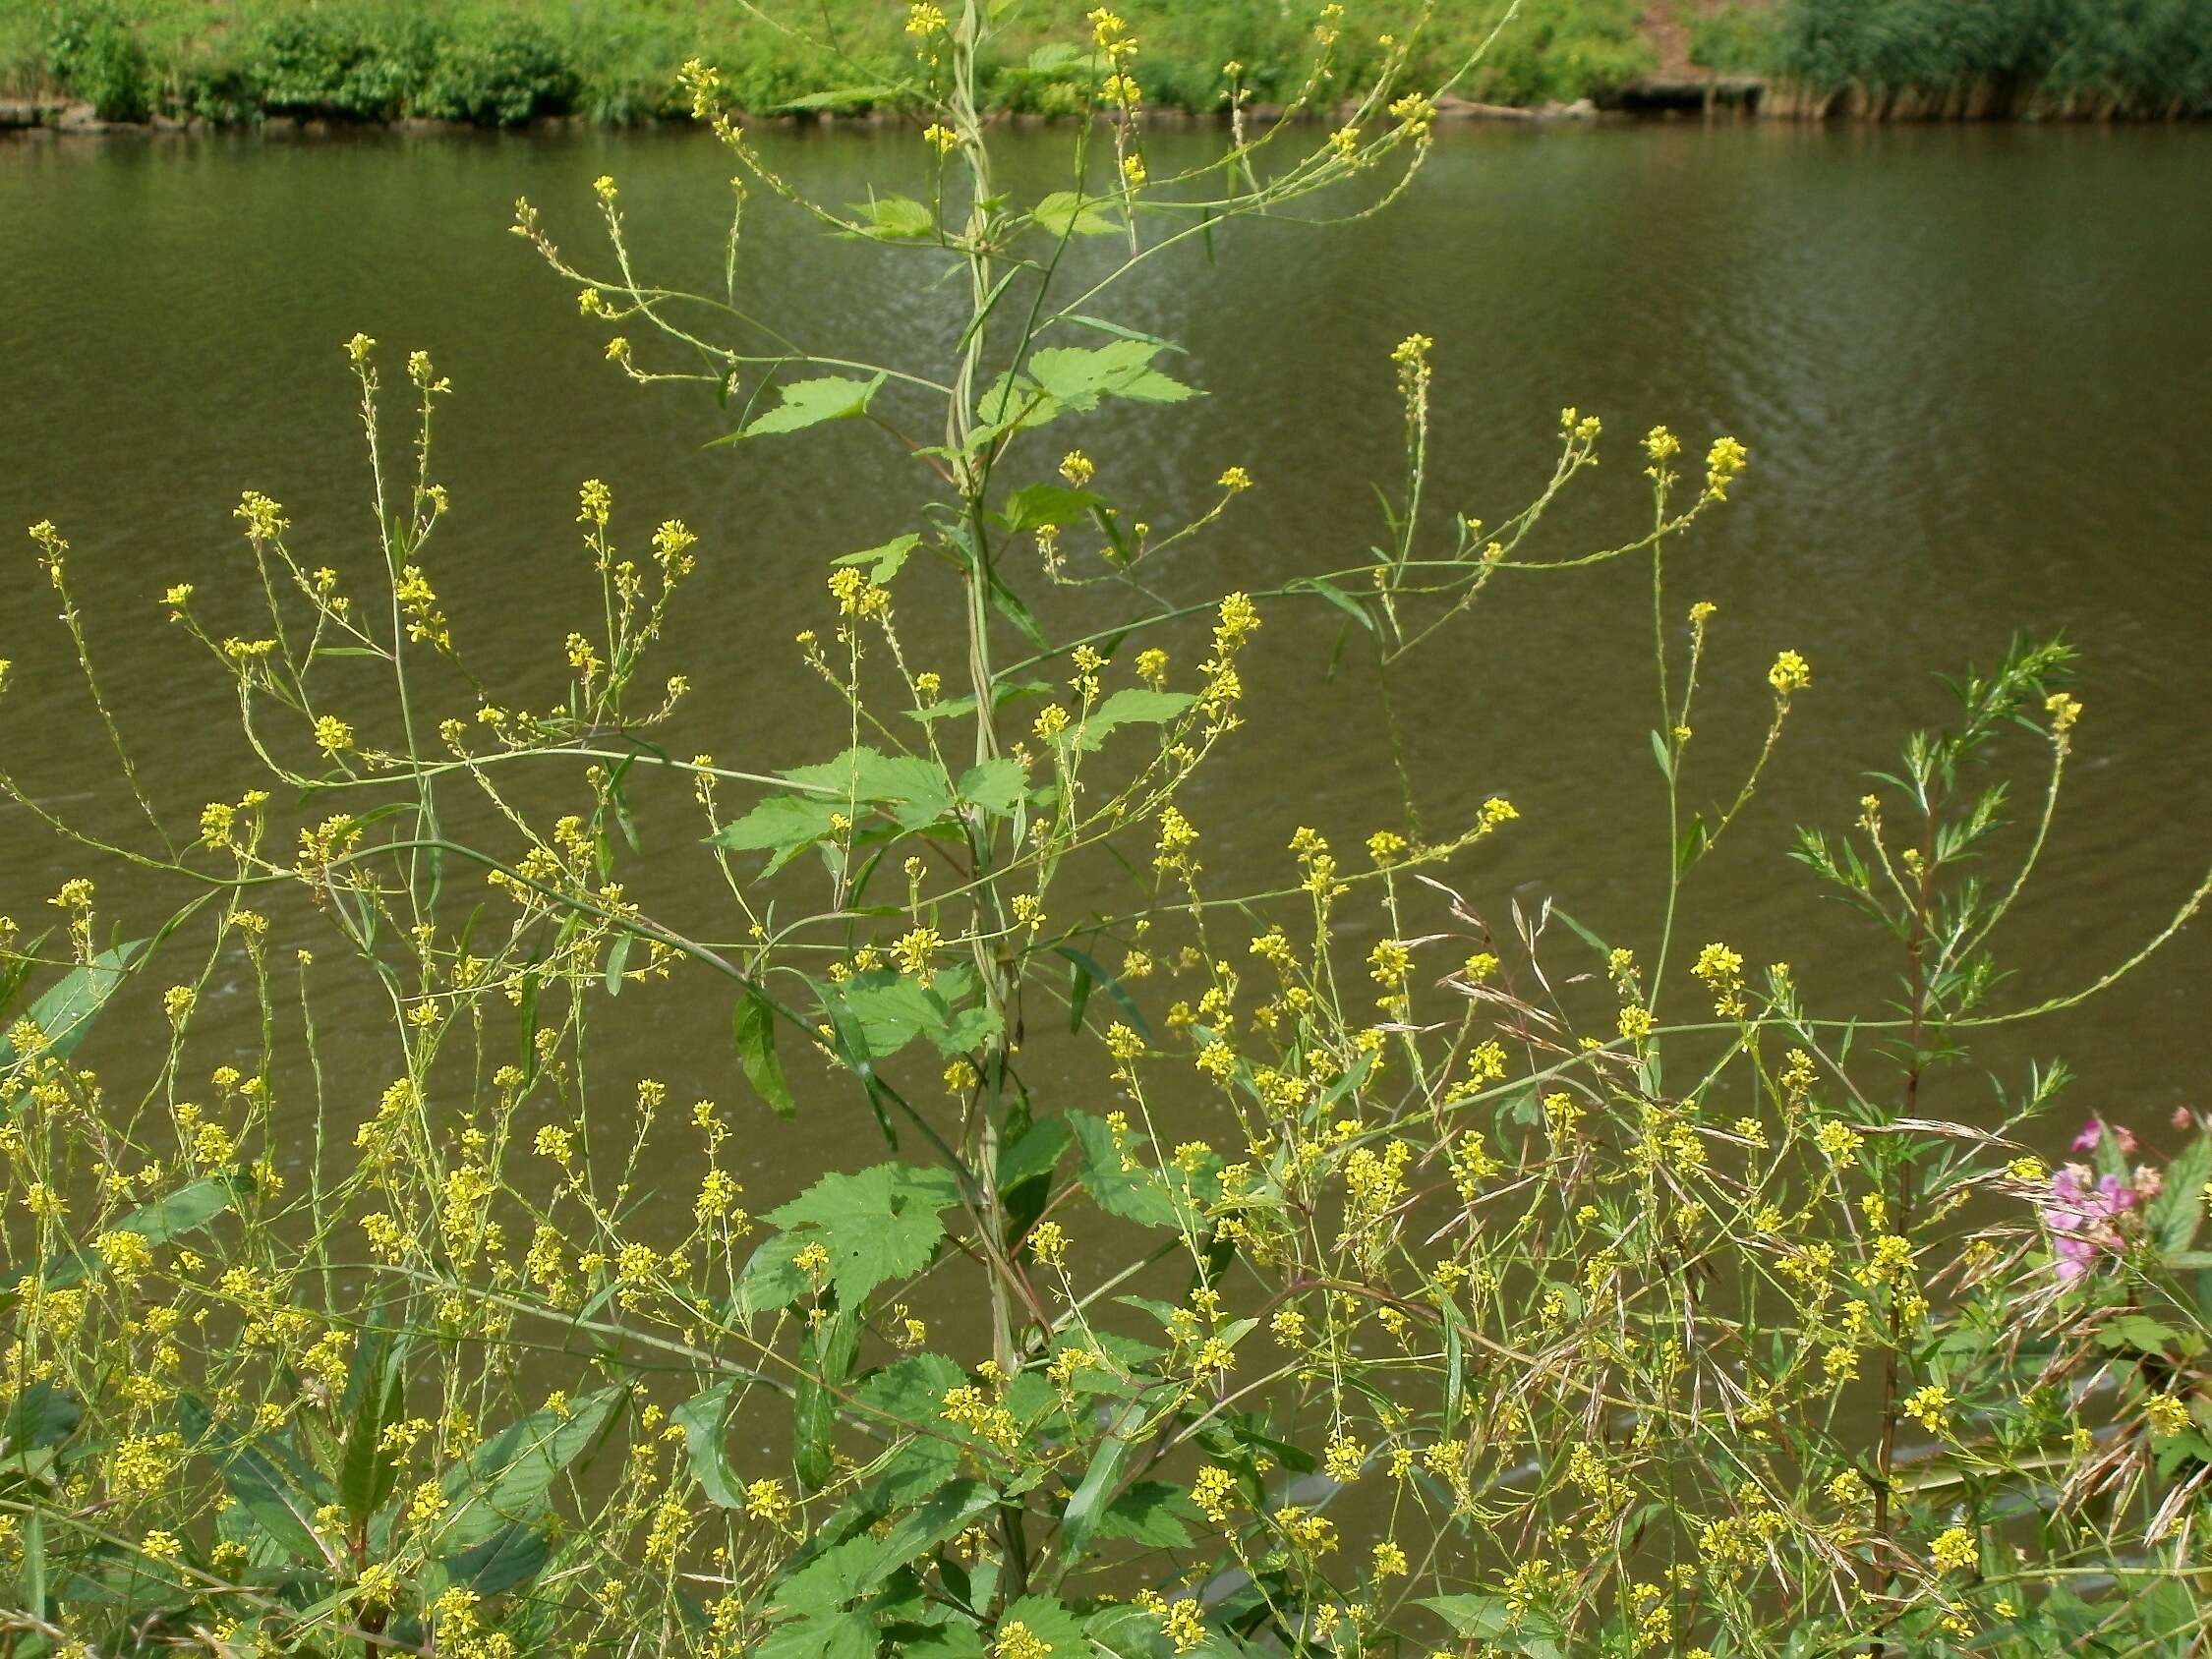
xmin=2 ymin=121 xmax=2209 ymax=1226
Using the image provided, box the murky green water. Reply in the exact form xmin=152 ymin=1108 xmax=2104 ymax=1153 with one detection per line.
xmin=3 ymin=120 xmax=2210 ymax=1223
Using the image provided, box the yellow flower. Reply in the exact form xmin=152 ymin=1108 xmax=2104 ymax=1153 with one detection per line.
xmin=2144 ymin=1393 xmax=2192 ymax=1438
xmin=1930 ymin=1525 xmax=1977 ymax=1572
xmin=1769 ymin=650 xmax=1812 ymax=694
xmin=892 ymin=926 xmax=941 ymax=976
xmin=923 ymin=123 xmax=960 ymax=156
xmin=1028 ymin=1221 xmax=1070 ymax=1267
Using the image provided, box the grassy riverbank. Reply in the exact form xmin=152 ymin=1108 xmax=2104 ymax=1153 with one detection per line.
xmin=0 ymin=0 xmax=1653 ymax=127
xmin=1689 ymin=0 xmax=2212 ymax=117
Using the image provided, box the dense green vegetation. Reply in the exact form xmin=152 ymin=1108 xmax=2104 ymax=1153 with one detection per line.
xmin=0 ymin=0 xmax=1652 ymax=124
xmin=1685 ymin=0 xmax=2212 ymax=115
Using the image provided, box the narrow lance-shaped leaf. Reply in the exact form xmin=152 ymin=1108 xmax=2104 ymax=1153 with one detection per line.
xmin=735 ymin=988 xmax=798 ymax=1118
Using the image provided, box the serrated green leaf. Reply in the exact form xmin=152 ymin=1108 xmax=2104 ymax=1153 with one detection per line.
xmin=1075 ymin=687 xmax=1196 ymax=752
xmin=848 ymin=195 xmax=936 ymax=239
xmin=957 ymin=758 xmax=1030 ymax=817
xmin=853 ymin=1353 xmax=965 ymax=1501
xmin=1027 ymin=339 xmax=1200 ymax=409
xmin=441 ymin=1523 xmax=550 ymax=1596
xmin=996 ymin=1116 xmax=1071 ymax=1197
xmin=763 ymin=1164 xmax=962 ymax=1305
xmin=2150 ymin=1133 xmax=2212 ymax=1253
xmin=831 ymin=533 xmax=921 ymax=584
xmin=995 ymin=1596 xmax=1086 ymax=1659
xmin=674 ymin=1382 xmax=746 ymax=1508
xmin=781 ymin=747 xmax=956 ymax=830
xmin=1072 ymin=1110 xmax=1178 ymax=1228
xmin=431 ymin=1386 xmax=623 ymax=1552
xmin=998 ymin=483 xmax=1104 ymax=532
xmin=780 ymin=84 xmax=906 ymax=111
xmin=1032 ymin=190 xmax=1119 ymax=238
xmin=710 ymin=794 xmax=846 ymax=860
xmin=1093 ymin=1478 xmax=1200 ymax=1548
xmin=722 ymin=374 xmax=885 ymax=441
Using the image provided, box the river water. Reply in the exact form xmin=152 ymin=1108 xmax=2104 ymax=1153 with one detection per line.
xmin=2 ymin=120 xmax=2210 ymax=1223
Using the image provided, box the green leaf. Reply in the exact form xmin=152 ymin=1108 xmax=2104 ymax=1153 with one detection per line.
xmin=757 ymin=1607 xmax=880 ymax=1659
xmin=2098 ymin=1314 xmax=2181 ymax=1355
xmin=1286 ymin=574 xmax=1375 ymax=632
xmin=848 ymin=195 xmax=936 ymax=240
xmin=780 ymin=85 xmax=907 ymax=111
xmin=794 ymin=1310 xmax=860 ymax=1491
xmin=674 ymin=1383 xmax=746 ymax=1508
xmin=996 ymin=1116 xmax=1071 ymax=1198
xmin=192 ymin=1419 xmax=325 ymax=1564
xmin=907 ymin=680 xmax=1052 ymax=725
xmin=38 ymin=1173 xmax=248 ymax=1295
xmin=763 ymin=1163 xmax=963 ymax=1305
xmin=1072 ymin=1110 xmax=1178 ymax=1228
xmin=711 ymin=794 xmax=847 ymax=860
xmin=713 ymin=746 xmax=957 ymax=866
xmin=860 ymin=1477 xmax=996 ymax=1587
xmin=0 ymin=943 xmax=142 ymax=1073
xmin=832 ymin=534 xmax=921 ymax=585
xmin=433 ymin=1386 xmax=624 ymax=1552
xmin=2150 ymin=1133 xmax=2212 ymax=1253
xmin=1056 ymin=1399 xmax=1143 ymax=1567
xmin=441 ymin=1523 xmax=550 ymax=1596
xmin=722 ymin=374 xmax=886 ymax=441
xmin=2 ymin=1382 xmax=80 ymax=1455
xmin=996 ymin=1596 xmax=1087 ymax=1659
xmin=1093 ymin=1478 xmax=1199 ymax=1549
xmin=828 ymin=968 xmax=1001 ymax=1062
xmin=1025 ymin=43 xmax=1088 ymax=74
xmin=1027 ymin=339 xmax=1200 ymax=410
xmin=602 ymin=929 xmax=633 ymax=997
xmin=1422 ymin=1595 xmax=1565 ymax=1656
xmin=957 ymin=759 xmax=1030 ymax=817
xmin=735 ymin=1232 xmax=809 ymax=1319
xmin=338 ymin=1311 xmax=408 ymax=1526
xmin=1052 ymin=945 xmax=1149 ymax=1038
xmin=852 ymin=1353 xmax=965 ymax=1501
xmin=1650 ymin=727 xmax=1675 ymax=780
xmin=997 ymin=483 xmax=1105 ymax=533
xmin=1032 ymin=190 xmax=1120 ymax=238
xmin=1075 ymin=688 xmax=1195 ymax=752
xmin=781 ymin=747 xmax=956 ymax=829
xmin=735 ymin=990 xmax=798 ymax=1118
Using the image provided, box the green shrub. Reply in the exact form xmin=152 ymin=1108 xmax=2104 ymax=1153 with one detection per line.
xmin=44 ymin=0 xmax=151 ymax=119
xmin=240 ymin=4 xmax=422 ymax=121
xmin=413 ymin=10 xmax=575 ymax=125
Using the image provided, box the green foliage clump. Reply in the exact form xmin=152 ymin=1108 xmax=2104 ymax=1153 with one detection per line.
xmin=42 ymin=0 xmax=150 ymax=119
xmin=1682 ymin=0 xmax=1783 ymax=74
xmin=3 ymin=0 xmax=1665 ymax=125
xmin=1775 ymin=0 xmax=2212 ymax=115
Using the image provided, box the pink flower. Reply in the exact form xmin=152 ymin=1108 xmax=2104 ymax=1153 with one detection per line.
xmin=2041 ymin=1164 xmax=2136 ymax=1287
xmin=2071 ymin=1118 xmax=2104 ymax=1153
